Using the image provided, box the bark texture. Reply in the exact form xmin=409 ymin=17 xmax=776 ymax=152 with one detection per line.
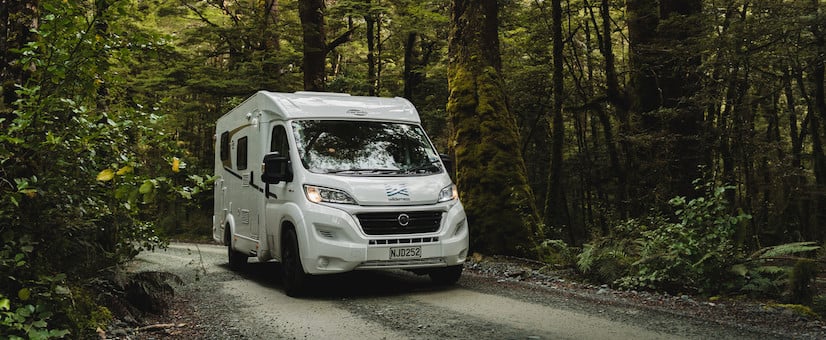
xmin=447 ymin=0 xmax=542 ymax=256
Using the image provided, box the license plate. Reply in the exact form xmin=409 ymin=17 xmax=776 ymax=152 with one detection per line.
xmin=389 ymin=246 xmax=421 ymax=260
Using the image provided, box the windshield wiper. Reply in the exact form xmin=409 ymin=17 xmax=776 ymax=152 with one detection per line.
xmin=325 ymin=168 xmax=398 ymax=174
xmin=404 ymin=161 xmax=441 ymax=174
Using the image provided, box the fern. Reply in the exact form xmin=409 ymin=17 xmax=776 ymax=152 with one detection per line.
xmin=752 ymin=242 xmax=820 ymax=259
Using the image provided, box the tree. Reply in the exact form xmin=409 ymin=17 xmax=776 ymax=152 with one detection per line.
xmin=0 ymin=0 xmax=38 ymax=111
xmin=299 ymin=0 xmax=328 ymax=90
xmin=626 ymin=0 xmax=707 ymax=208
xmin=298 ymin=0 xmax=356 ymax=91
xmin=544 ymin=0 xmax=571 ymax=241
xmin=447 ymin=0 xmax=543 ymax=256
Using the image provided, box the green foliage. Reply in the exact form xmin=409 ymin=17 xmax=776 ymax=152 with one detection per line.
xmin=731 ymin=242 xmax=821 ymax=300
xmin=535 ymin=239 xmax=577 ymax=268
xmin=0 ymin=0 xmax=212 ymax=335
xmin=0 ymin=297 xmax=71 ymax=340
xmin=617 ymin=183 xmax=751 ymax=293
xmin=576 ymin=219 xmax=650 ymax=285
xmin=578 ymin=183 xmax=823 ymax=299
xmin=0 ymin=238 xmax=71 ymax=339
xmin=576 ymin=183 xmax=754 ymax=293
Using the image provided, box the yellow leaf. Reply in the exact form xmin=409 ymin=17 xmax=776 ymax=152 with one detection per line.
xmin=116 ymin=165 xmax=133 ymax=175
xmin=172 ymin=157 xmax=180 ymax=173
xmin=18 ymin=288 xmax=30 ymax=301
xmin=22 ymin=189 xmax=37 ymax=198
xmin=96 ymin=168 xmax=115 ymax=182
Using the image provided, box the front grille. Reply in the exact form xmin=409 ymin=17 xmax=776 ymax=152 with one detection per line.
xmin=368 ymin=237 xmax=439 ymax=245
xmin=356 ymin=211 xmax=442 ymax=235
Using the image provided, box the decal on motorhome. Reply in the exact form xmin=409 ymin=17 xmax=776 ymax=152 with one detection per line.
xmin=385 ymin=184 xmax=411 ymax=201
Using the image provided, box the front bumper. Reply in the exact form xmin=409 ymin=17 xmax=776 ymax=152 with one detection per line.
xmin=298 ymin=200 xmax=469 ymax=275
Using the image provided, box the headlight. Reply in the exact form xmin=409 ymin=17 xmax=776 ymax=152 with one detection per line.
xmin=438 ymin=184 xmax=458 ymax=202
xmin=304 ymin=185 xmax=356 ymax=204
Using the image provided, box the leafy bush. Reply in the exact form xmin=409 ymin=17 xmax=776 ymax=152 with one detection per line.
xmin=617 ymin=184 xmax=751 ymax=293
xmin=535 ymin=239 xmax=578 ymax=269
xmin=576 ymin=219 xmax=652 ymax=285
xmin=0 ymin=0 xmax=212 ymax=336
xmin=0 ymin=236 xmax=71 ymax=339
xmin=731 ymin=242 xmax=821 ymax=301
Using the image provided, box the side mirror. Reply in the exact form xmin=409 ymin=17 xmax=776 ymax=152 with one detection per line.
xmin=261 ymin=152 xmax=293 ymax=184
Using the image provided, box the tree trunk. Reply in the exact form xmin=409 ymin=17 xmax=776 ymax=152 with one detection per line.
xmin=365 ymin=6 xmax=377 ymax=96
xmin=626 ymin=0 xmax=707 ymax=207
xmin=447 ymin=0 xmax=543 ymax=256
xmin=1 ymin=0 xmax=38 ymax=111
xmin=810 ymin=0 xmax=826 ymax=240
xmin=299 ymin=0 xmax=327 ymax=91
xmin=545 ymin=0 xmax=571 ymax=242
xmin=597 ymin=0 xmax=628 ymax=218
xmin=262 ymin=0 xmax=280 ymax=51
xmin=403 ymin=32 xmax=422 ymax=100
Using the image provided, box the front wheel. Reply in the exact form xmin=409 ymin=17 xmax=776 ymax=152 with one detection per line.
xmin=281 ymin=229 xmax=308 ymax=297
xmin=429 ymin=265 xmax=463 ymax=285
xmin=226 ymin=230 xmax=247 ymax=271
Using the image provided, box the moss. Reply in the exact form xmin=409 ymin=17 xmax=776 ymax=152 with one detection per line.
xmin=766 ymin=303 xmax=819 ymax=319
xmin=62 ymin=286 xmax=113 ymax=338
xmin=448 ymin=64 xmax=543 ymax=256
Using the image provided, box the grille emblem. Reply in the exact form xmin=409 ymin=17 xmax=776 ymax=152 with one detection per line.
xmin=397 ymin=213 xmax=410 ymax=227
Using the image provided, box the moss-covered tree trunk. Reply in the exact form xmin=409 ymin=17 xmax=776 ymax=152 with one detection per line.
xmin=447 ymin=0 xmax=543 ymax=256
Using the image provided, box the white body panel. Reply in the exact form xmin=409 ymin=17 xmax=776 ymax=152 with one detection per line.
xmin=212 ymin=91 xmax=469 ymax=275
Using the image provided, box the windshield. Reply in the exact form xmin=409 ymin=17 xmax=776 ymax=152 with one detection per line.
xmin=291 ymin=120 xmax=442 ymax=175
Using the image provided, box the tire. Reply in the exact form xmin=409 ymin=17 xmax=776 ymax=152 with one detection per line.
xmin=429 ymin=265 xmax=463 ymax=285
xmin=281 ymin=229 xmax=308 ymax=297
xmin=226 ymin=229 xmax=247 ymax=271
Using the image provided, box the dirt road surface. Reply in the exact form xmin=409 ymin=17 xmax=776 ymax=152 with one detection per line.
xmin=125 ymin=243 xmax=809 ymax=339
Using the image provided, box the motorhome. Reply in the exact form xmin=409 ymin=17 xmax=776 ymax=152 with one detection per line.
xmin=212 ymin=91 xmax=469 ymax=296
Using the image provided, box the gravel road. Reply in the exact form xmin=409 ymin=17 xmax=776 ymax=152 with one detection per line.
xmin=121 ymin=243 xmax=824 ymax=339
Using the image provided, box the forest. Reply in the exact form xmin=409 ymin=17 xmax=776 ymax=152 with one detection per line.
xmin=2 ymin=0 xmax=826 ymax=337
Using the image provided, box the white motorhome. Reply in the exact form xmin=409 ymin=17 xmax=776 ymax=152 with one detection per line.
xmin=212 ymin=91 xmax=469 ymax=296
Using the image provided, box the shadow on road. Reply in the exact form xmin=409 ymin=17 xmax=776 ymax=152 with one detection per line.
xmin=220 ymin=261 xmax=459 ymax=299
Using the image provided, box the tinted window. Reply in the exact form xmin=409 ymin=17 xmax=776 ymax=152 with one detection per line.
xmin=220 ymin=131 xmax=230 ymax=161
xmin=237 ymin=136 xmax=248 ymax=170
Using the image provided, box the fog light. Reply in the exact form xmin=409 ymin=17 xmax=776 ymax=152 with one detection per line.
xmin=317 ymin=257 xmax=329 ymax=268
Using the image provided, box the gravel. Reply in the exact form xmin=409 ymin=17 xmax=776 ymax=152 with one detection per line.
xmin=107 ymin=244 xmax=826 ymax=339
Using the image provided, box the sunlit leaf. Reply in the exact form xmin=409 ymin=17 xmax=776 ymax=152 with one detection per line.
xmin=116 ymin=165 xmax=133 ymax=175
xmin=96 ymin=168 xmax=115 ymax=181
xmin=139 ymin=180 xmax=153 ymax=194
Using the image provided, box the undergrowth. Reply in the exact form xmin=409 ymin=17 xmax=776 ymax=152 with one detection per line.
xmin=541 ymin=182 xmax=824 ymax=313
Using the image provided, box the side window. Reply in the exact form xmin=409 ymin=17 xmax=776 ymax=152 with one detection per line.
xmin=237 ymin=136 xmax=248 ymax=170
xmin=270 ymin=125 xmax=289 ymax=155
xmin=220 ymin=131 xmax=230 ymax=162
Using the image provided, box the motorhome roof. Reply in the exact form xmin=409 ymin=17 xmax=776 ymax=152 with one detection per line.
xmin=252 ymin=91 xmax=421 ymax=123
